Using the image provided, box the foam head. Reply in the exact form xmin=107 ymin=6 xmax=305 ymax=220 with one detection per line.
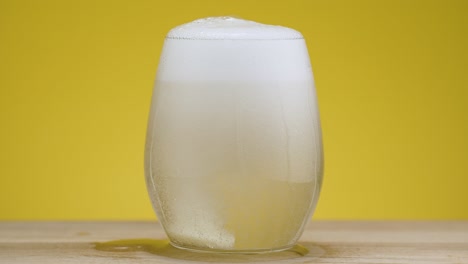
xmin=157 ymin=17 xmax=312 ymax=82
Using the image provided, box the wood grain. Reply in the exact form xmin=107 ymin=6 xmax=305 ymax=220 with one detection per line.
xmin=0 ymin=221 xmax=466 ymax=263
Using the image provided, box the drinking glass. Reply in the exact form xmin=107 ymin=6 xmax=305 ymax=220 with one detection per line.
xmin=145 ymin=17 xmax=323 ymax=253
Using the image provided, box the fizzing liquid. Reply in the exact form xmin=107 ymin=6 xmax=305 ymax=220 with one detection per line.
xmin=155 ymin=175 xmax=316 ymax=250
xmin=145 ymin=17 xmax=323 ymax=252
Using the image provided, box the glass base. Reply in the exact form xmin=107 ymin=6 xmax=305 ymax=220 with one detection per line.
xmin=170 ymin=241 xmax=295 ymax=254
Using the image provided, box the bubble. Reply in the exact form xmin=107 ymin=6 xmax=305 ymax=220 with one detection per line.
xmin=166 ymin=16 xmax=303 ymax=40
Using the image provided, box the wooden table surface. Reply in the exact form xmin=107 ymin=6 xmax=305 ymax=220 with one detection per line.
xmin=0 ymin=221 xmax=467 ymax=263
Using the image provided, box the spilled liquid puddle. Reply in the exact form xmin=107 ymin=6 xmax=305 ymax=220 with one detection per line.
xmin=94 ymin=238 xmax=324 ymax=263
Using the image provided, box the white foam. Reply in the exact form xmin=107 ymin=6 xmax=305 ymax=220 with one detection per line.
xmin=157 ymin=18 xmax=312 ymax=82
xmin=167 ymin=16 xmax=303 ymax=40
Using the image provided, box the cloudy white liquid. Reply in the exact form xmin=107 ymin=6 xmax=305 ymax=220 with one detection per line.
xmin=145 ymin=17 xmax=323 ymax=252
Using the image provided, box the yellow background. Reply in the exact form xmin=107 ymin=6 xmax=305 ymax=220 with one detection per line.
xmin=1 ymin=0 xmax=467 ymax=220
